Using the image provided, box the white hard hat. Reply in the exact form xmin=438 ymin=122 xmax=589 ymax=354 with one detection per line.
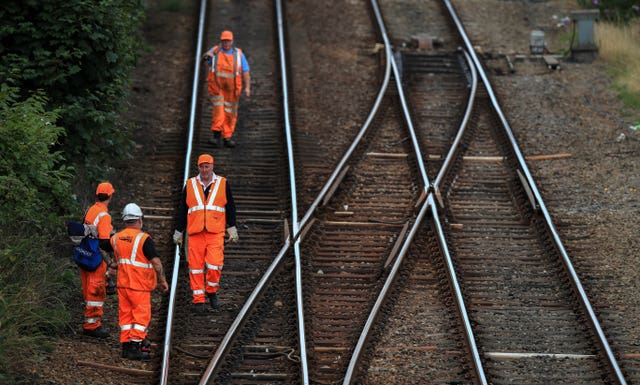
xmin=122 ymin=203 xmax=143 ymax=221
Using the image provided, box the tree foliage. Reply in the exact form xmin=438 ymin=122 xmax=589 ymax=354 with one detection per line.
xmin=0 ymin=85 xmax=76 ymax=384
xmin=0 ymin=0 xmax=145 ymax=174
xmin=0 ymin=85 xmax=74 ymax=231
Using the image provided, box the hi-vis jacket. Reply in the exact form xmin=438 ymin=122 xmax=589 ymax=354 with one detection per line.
xmin=207 ymin=45 xmax=243 ymax=97
xmin=185 ymin=175 xmax=227 ymax=235
xmin=111 ymin=228 xmax=157 ymax=291
xmin=84 ymin=202 xmax=112 ymax=239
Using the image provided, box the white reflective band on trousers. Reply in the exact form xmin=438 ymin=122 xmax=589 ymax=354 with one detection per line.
xmin=120 ymin=323 xmax=148 ymax=332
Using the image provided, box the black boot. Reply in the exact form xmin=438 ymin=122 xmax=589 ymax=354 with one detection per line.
xmin=209 ymin=131 xmax=222 ymax=147
xmin=121 ymin=342 xmax=131 ymax=358
xmin=106 ymin=277 xmax=116 ymax=295
xmin=223 ymin=138 xmax=236 ymax=148
xmin=141 ymin=338 xmax=151 ymax=354
xmin=207 ymin=292 xmax=220 ymax=309
xmin=191 ymin=302 xmax=207 ymax=314
xmin=83 ymin=325 xmax=110 ymax=339
xmin=125 ymin=340 xmax=151 ymax=361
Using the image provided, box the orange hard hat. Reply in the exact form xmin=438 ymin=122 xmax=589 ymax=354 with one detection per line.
xmin=197 ymin=154 xmax=214 ymax=165
xmin=220 ymin=30 xmax=233 ymax=41
xmin=96 ymin=182 xmax=115 ymax=196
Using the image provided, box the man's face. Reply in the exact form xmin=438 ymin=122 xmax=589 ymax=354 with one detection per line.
xmin=221 ymin=39 xmax=232 ymax=50
xmin=199 ymin=162 xmax=213 ymax=178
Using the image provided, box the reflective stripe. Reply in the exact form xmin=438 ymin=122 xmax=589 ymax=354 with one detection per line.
xmin=117 ymin=232 xmax=153 ymax=269
xmin=133 ymin=324 xmax=148 ymax=332
xmin=85 ymin=318 xmax=99 ymax=324
xmin=93 ymin=211 xmax=108 ymax=226
xmin=216 ymin=72 xmax=235 ymax=78
xmin=189 ymin=178 xmax=205 ymax=211
xmin=205 ymin=263 xmax=223 ymax=270
xmin=120 ymin=323 xmax=147 ymax=332
xmin=224 ymin=107 xmax=238 ymax=114
xmin=212 ymin=102 xmax=225 ymax=106
xmin=193 ymin=289 xmax=205 ymax=295
xmin=223 ymin=101 xmax=238 ymax=107
xmin=86 ymin=300 xmax=104 ymax=307
xmin=206 ymin=281 xmax=220 ymax=287
xmin=190 ymin=268 xmax=205 ymax=274
xmin=235 ymin=50 xmax=242 ymax=75
xmin=187 ymin=176 xmax=225 ymax=214
xmin=206 ymin=177 xmax=222 ymax=209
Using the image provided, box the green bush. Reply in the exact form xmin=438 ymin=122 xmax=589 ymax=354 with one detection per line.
xmin=0 ymin=0 xmax=145 ymax=176
xmin=0 ymin=85 xmax=77 ymax=384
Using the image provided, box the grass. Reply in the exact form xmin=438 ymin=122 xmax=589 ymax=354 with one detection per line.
xmin=596 ymin=19 xmax=640 ymax=113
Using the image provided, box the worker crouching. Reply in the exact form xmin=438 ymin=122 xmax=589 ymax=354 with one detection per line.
xmin=111 ymin=203 xmax=169 ymax=360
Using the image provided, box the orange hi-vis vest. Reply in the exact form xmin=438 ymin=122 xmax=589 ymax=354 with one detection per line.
xmin=111 ymin=228 xmax=156 ymax=291
xmin=208 ymin=46 xmax=243 ymax=97
xmin=186 ymin=175 xmax=227 ymax=235
xmin=84 ymin=202 xmax=112 ymax=239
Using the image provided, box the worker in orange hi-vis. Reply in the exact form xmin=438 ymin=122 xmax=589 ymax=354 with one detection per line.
xmin=202 ymin=30 xmax=251 ymax=148
xmin=173 ymin=154 xmax=238 ymax=313
xmin=111 ymin=203 xmax=168 ymax=361
xmin=81 ymin=182 xmax=117 ymax=339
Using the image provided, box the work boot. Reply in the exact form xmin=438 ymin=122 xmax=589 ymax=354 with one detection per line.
xmin=191 ymin=302 xmax=207 ymax=314
xmin=141 ymin=338 xmax=151 ymax=354
xmin=106 ymin=277 xmax=116 ymax=295
xmin=223 ymin=138 xmax=236 ymax=148
xmin=125 ymin=341 xmax=151 ymax=361
xmin=207 ymin=292 xmax=220 ymax=309
xmin=121 ymin=342 xmax=131 ymax=358
xmin=209 ymin=131 xmax=222 ymax=147
xmin=83 ymin=325 xmax=110 ymax=339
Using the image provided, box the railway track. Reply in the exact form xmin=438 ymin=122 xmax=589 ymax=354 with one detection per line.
xmin=60 ymin=1 xmax=631 ymax=384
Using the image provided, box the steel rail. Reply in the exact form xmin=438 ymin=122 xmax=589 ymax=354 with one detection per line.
xmin=443 ymin=1 xmax=627 ymax=383
xmin=274 ymin=0 xmax=310 ymax=380
xmin=197 ymin=0 xmax=311 ymax=383
xmin=343 ymin=18 xmax=487 ymax=381
xmin=433 ymin=49 xmax=477 ymax=202
xmin=160 ymin=0 xmax=207 ymax=383
xmin=197 ymin=0 xmax=395 ymax=382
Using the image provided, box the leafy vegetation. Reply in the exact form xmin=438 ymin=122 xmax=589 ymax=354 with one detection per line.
xmin=0 ymin=0 xmax=145 ymax=177
xmin=0 ymin=1 xmax=147 ymax=382
xmin=0 ymin=86 xmax=78 ymax=384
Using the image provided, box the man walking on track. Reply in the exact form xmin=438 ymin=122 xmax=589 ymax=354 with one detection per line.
xmin=111 ymin=203 xmax=168 ymax=360
xmin=173 ymin=153 xmax=239 ymax=313
xmin=80 ymin=182 xmax=116 ymax=339
xmin=202 ymin=30 xmax=251 ymax=148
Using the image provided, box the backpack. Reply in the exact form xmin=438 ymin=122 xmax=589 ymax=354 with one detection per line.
xmin=66 ymin=220 xmax=103 ymax=271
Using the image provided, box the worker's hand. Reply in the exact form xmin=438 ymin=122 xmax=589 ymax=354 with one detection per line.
xmin=202 ymin=53 xmax=213 ymax=65
xmin=173 ymin=230 xmax=183 ymax=246
xmin=226 ymin=226 xmax=239 ymax=243
xmin=244 ymin=88 xmax=250 ymax=98
xmin=157 ymin=278 xmax=169 ymax=293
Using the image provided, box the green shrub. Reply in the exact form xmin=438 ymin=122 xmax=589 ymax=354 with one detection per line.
xmin=0 ymin=0 xmax=145 ymax=177
xmin=0 ymin=85 xmax=77 ymax=384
